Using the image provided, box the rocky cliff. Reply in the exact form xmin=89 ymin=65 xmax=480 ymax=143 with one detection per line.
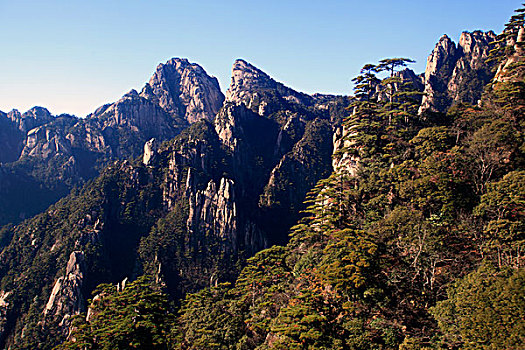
xmin=494 ymin=26 xmax=525 ymax=82
xmin=141 ymin=58 xmax=224 ymax=123
xmin=42 ymin=251 xmax=86 ymax=331
xmin=419 ymin=31 xmax=497 ymax=113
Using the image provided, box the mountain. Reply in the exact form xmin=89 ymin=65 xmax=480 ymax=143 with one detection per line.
xmin=0 ymin=107 xmax=55 ymax=163
xmin=0 ymin=59 xmax=349 ymax=349
xmin=0 ymin=31 xmax=497 ymax=227
xmin=0 ymin=17 xmax=520 ymax=348
xmin=0 ymin=58 xmax=224 ymax=226
xmin=167 ymin=19 xmax=524 ymax=350
xmin=142 ymin=58 xmax=224 ymax=123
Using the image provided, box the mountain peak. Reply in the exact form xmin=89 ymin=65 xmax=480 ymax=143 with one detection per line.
xmin=232 ymin=59 xmax=262 ymax=73
xmin=225 ymin=59 xmax=312 ymax=112
xmin=123 ymin=89 xmax=139 ymax=98
xmin=228 ymin=59 xmax=273 ymax=90
xmin=141 ymin=57 xmax=224 ymax=123
xmin=458 ymin=30 xmax=496 ymax=55
xmin=420 ymin=30 xmax=497 ymax=113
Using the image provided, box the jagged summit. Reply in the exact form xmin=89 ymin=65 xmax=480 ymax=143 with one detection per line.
xmin=123 ymin=89 xmax=139 ymax=98
xmin=458 ymin=30 xmax=496 ymax=56
xmin=225 ymin=59 xmax=313 ymax=113
xmin=140 ymin=57 xmax=224 ymax=124
xmin=419 ymin=30 xmax=496 ymax=113
xmin=6 ymin=106 xmax=54 ymax=132
xmin=0 ymin=57 xmax=227 ymax=225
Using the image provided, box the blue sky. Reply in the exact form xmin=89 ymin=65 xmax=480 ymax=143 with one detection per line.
xmin=0 ymin=0 xmax=521 ymax=117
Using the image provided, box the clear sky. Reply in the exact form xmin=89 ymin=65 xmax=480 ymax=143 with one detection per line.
xmin=0 ymin=0 xmax=521 ymax=117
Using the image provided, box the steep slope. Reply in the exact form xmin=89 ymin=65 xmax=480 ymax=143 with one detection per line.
xmin=0 ymin=58 xmax=224 ymax=226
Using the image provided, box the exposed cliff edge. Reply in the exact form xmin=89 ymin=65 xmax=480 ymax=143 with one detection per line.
xmin=42 ymin=251 xmax=86 ymax=334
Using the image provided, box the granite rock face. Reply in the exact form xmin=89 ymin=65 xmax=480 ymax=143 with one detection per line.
xmin=143 ymin=138 xmax=157 ymax=165
xmin=494 ymin=26 xmax=525 ymax=82
xmin=141 ymin=58 xmax=224 ymax=124
xmin=332 ymin=123 xmax=360 ymax=176
xmin=226 ymin=59 xmax=314 ymax=116
xmin=42 ymin=251 xmax=86 ymax=332
xmin=187 ymin=177 xmax=238 ymax=249
xmin=419 ymin=31 xmax=497 ymax=113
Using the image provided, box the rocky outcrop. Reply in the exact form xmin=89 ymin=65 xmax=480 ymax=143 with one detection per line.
xmin=419 ymin=31 xmax=496 ymax=114
xmin=88 ymin=90 xmax=183 ymax=158
xmin=375 ymin=68 xmax=424 ymax=105
xmin=22 ymin=125 xmax=72 ymax=159
xmin=42 ymin=251 xmax=86 ymax=330
xmin=7 ymin=107 xmax=54 ymax=133
xmin=494 ymin=26 xmax=525 ymax=82
xmin=259 ymin=118 xmax=334 ymax=234
xmin=214 ymin=103 xmax=259 ymax=152
xmin=0 ymin=291 xmax=10 ymax=342
xmin=397 ymin=68 xmax=424 ymax=92
xmin=143 ymin=138 xmax=157 ymax=165
xmin=141 ymin=58 xmax=224 ymax=124
xmin=419 ymin=35 xmax=459 ymax=113
xmin=448 ymin=31 xmax=497 ymax=102
xmin=332 ymin=123 xmax=360 ymax=176
xmin=187 ymin=176 xmax=238 ymax=248
xmin=226 ymin=59 xmax=313 ymax=116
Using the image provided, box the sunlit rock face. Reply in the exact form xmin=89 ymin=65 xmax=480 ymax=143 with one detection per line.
xmin=494 ymin=26 xmax=525 ymax=83
xmin=141 ymin=58 xmax=225 ymax=124
xmin=419 ymin=31 xmax=496 ymax=114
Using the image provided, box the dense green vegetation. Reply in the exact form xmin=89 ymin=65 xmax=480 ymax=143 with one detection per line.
xmin=57 ymin=276 xmax=176 ymax=350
